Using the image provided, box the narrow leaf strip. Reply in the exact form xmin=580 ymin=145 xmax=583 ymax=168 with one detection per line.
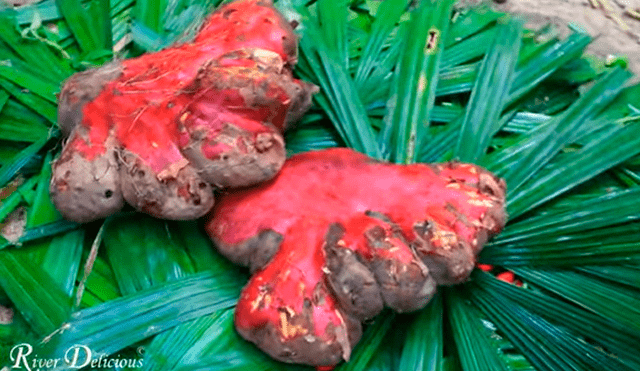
xmin=454 ymin=19 xmax=522 ymax=162
xmin=42 ymin=229 xmax=84 ymax=298
xmin=297 ymin=11 xmax=382 ymax=158
xmin=144 ymin=309 xmax=296 ymax=371
xmin=513 ymin=268 xmax=640 ymax=334
xmin=474 ymin=270 xmax=640 ymax=369
xmin=42 ymin=272 xmax=240 ymax=364
xmin=337 ymin=311 xmax=396 ymax=371
xmin=446 ymin=5 xmax=503 ymax=46
xmin=399 ymin=295 xmax=443 ymax=371
xmin=481 ymin=222 xmax=640 ymax=266
xmin=508 ymin=120 xmax=640 ymax=217
xmin=133 ymin=0 xmax=168 ymax=34
xmin=78 ymin=255 xmax=121 ymax=307
xmin=0 ymin=219 xmax=80 ymax=250
xmin=104 ymin=216 xmax=196 ymax=296
xmin=55 ymin=0 xmax=112 ymax=52
xmin=507 ymin=32 xmax=591 ymax=103
xmin=495 ymin=187 xmax=640 ymax=243
xmin=441 ymin=26 xmax=498 ymax=69
xmin=354 ymin=0 xmax=407 ymax=86
xmin=0 ymin=63 xmax=59 ymax=103
xmin=448 ymin=289 xmax=509 ymax=371
xmin=27 ymin=152 xmax=61 ymax=228
xmin=0 ymin=79 xmax=58 ymax=123
xmin=0 ymin=88 xmax=10 ymax=110
xmin=0 ymin=175 xmax=39 ymax=224
xmin=382 ymin=0 xmax=455 ymax=163
xmin=0 ymin=250 xmax=71 ymax=335
xmin=577 ymin=265 xmax=640 ymax=288
xmin=434 ymin=62 xmax=478 ymax=97
xmin=316 ymin=0 xmax=349 ymax=67
xmin=485 ymin=67 xmax=631 ymax=193
xmin=470 ymin=285 xmax=631 ymax=371
xmin=0 ymin=137 xmax=48 ymax=188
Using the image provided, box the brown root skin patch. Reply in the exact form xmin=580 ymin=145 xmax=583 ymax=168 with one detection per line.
xmin=207 ymin=148 xmax=507 ymax=367
xmin=50 ymin=133 xmax=124 ymax=223
xmin=324 ymin=223 xmax=384 ymax=321
xmin=0 ymin=305 xmax=13 ymax=325
xmin=118 ymin=149 xmax=214 ymax=220
xmin=213 ymin=229 xmax=282 ymax=273
xmin=52 ymin=0 xmax=316 ymax=222
xmin=0 ymin=207 xmax=26 ymax=244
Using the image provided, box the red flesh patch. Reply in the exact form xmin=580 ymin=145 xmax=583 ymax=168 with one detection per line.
xmin=211 ymin=149 xmax=502 ymax=251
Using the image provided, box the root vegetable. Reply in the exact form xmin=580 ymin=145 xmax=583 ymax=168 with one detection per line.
xmin=50 ymin=129 xmax=124 ymax=222
xmin=50 ymin=0 xmax=316 ymax=222
xmin=206 ymin=148 xmax=507 ymax=367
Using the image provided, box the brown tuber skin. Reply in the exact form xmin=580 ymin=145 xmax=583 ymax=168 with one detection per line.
xmin=50 ymin=0 xmax=317 ymax=222
xmin=206 ymin=148 xmax=507 ymax=367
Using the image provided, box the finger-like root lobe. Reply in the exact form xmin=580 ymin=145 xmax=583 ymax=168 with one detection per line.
xmin=207 ymin=148 xmax=507 ymax=367
xmin=118 ymin=149 xmax=214 ymax=220
xmin=234 ymin=219 xmax=361 ymax=366
xmin=50 ymin=131 xmax=124 ymax=223
xmin=52 ymin=0 xmax=316 ymax=222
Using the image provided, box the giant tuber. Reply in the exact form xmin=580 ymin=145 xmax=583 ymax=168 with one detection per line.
xmin=51 ymin=0 xmax=316 ymax=222
xmin=206 ymin=148 xmax=507 ymax=367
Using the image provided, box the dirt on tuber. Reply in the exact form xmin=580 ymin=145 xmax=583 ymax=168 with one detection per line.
xmin=206 ymin=148 xmax=507 ymax=367
xmin=51 ymin=0 xmax=317 ymax=222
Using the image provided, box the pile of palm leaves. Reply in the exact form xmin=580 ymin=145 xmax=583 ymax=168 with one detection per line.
xmin=1 ymin=0 xmax=639 ymax=370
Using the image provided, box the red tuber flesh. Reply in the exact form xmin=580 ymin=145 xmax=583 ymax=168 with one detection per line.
xmin=51 ymin=0 xmax=316 ymax=222
xmin=206 ymin=148 xmax=507 ymax=367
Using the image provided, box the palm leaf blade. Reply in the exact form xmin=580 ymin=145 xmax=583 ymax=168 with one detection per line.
xmin=381 ymin=0 xmax=455 ymax=163
xmin=399 ymin=295 xmax=443 ymax=371
xmin=42 ymin=272 xmax=239 ymax=362
xmin=454 ymin=19 xmax=522 ymax=162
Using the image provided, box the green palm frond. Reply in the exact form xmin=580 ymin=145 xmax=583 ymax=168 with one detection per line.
xmin=1 ymin=0 xmax=640 ymax=370
xmin=381 ymin=0 xmax=455 ymax=163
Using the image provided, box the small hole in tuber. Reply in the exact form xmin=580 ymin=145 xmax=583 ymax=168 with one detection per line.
xmin=104 ymin=190 xmax=113 ymax=198
xmin=137 ymin=170 xmax=145 ymax=178
xmin=279 ymin=350 xmax=294 ymax=358
xmin=199 ymin=182 xmax=207 ymax=189
xmin=222 ymin=8 xmax=236 ymax=19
